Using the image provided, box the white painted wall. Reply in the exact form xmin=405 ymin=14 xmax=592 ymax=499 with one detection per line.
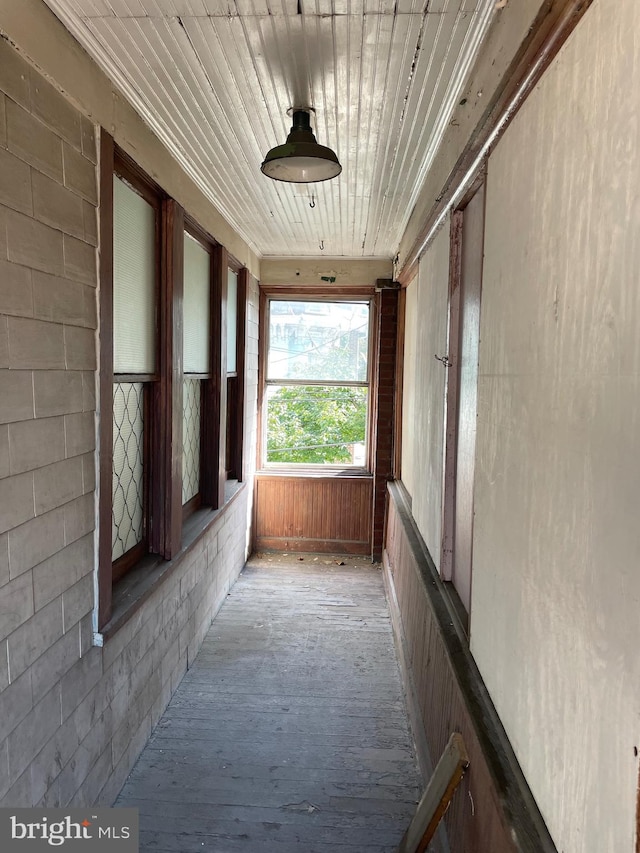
xmin=471 ymin=1 xmax=640 ymax=849
xmin=401 ymin=222 xmax=450 ymax=569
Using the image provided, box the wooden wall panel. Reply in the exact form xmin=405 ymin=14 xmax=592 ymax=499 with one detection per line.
xmin=384 ymin=483 xmax=557 ymax=853
xmin=254 ymin=475 xmax=373 ymax=554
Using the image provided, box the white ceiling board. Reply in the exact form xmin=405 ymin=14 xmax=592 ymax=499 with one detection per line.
xmin=43 ymin=0 xmax=496 ymax=258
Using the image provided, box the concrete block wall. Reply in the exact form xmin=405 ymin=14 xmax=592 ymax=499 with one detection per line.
xmin=0 ymin=38 xmax=258 ymax=809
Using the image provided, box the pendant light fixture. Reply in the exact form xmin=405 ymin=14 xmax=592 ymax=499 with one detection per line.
xmin=261 ymin=109 xmax=342 ymax=183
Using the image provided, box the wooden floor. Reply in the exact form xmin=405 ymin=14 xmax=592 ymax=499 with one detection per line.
xmin=116 ymin=553 xmax=422 ymax=852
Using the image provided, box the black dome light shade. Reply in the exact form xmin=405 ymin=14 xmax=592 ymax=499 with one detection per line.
xmin=261 ymin=110 xmax=342 ymax=183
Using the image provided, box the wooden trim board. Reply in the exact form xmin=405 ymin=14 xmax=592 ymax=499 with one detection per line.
xmin=399 ymin=732 xmax=470 ymax=853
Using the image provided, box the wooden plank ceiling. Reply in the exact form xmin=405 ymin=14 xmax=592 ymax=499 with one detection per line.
xmin=44 ymin=0 xmax=494 ymax=258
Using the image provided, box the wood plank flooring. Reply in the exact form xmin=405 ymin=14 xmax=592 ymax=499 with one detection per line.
xmin=116 ymin=553 xmax=422 ymax=852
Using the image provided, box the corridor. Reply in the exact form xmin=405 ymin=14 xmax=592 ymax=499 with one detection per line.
xmin=115 ymin=553 xmax=422 ymax=852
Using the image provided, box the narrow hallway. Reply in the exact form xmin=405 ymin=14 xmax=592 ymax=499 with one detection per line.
xmin=115 ymin=553 xmax=422 ymax=852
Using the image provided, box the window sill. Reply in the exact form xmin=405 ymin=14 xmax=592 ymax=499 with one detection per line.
xmin=256 ymin=468 xmax=372 ymax=479
xmin=98 ymin=480 xmax=245 ymax=643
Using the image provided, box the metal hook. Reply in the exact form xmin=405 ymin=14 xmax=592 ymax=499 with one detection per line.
xmin=319 ymin=240 xmax=324 ymax=251
xmin=309 ymin=195 xmax=316 ymax=209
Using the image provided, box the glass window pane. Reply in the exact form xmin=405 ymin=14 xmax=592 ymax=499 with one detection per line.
xmin=113 ymin=177 xmax=156 ymax=374
xmin=182 ymin=376 xmax=201 ymax=504
xmin=266 ymin=385 xmax=367 ymax=465
xmin=227 ymin=269 xmax=238 ymax=374
xmin=112 ymin=382 xmax=144 ymax=560
xmin=267 ymin=300 xmax=369 ymax=382
xmin=184 ymin=233 xmax=211 ymax=373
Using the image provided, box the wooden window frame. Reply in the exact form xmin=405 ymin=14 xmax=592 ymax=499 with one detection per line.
xmin=98 ymin=133 xmax=181 ymax=628
xmin=441 ymin=175 xmax=486 ymax=628
xmin=258 ymin=287 xmax=376 ymax=472
xmin=225 ymin=264 xmax=247 ymax=482
xmin=182 ymin=220 xmax=218 ymax=519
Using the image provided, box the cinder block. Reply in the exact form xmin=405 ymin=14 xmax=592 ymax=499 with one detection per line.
xmin=64 ymin=326 xmax=96 ymax=370
xmin=30 ymin=626 xmax=80 ymax=706
xmin=0 ymin=147 xmax=32 ymax=216
xmin=101 ymin=608 xmax=144 ymax=673
xmin=0 ymin=96 xmax=5 ymax=148
xmin=32 ymin=171 xmax=84 ymax=240
xmin=69 ymin=744 xmax=111 ymax=808
xmin=60 ymin=646 xmax=102 ymax=722
xmin=32 ymin=533 xmax=93 ymax=612
xmin=6 ymin=208 xmax=64 ymax=277
xmin=170 ymin=653 xmax=187 ymax=693
xmin=63 ymin=494 xmax=94 ymax=546
xmin=62 ymin=573 xmax=94 ymax=633
xmin=80 ymin=116 xmax=96 ymax=165
xmin=0 ymin=41 xmax=31 ymax=110
xmin=71 ymin=672 xmax=114 ymax=746
xmin=0 ymin=206 xmax=7 ymax=260
xmin=62 ymin=144 xmax=97 ymax=205
xmin=78 ymin=614 xmax=92 ymax=657
xmin=0 ymin=470 xmax=34 ymax=535
xmin=81 ymin=452 xmax=95 ymax=495
xmin=0 ymin=534 xmax=8 ymax=589
xmin=0 ymin=371 xmax=33 ymax=427
xmin=7 ymin=316 xmax=65 ymax=370
xmin=0 ymin=258 xmax=33 ymax=318
xmin=29 ymin=725 xmax=70 ymax=807
xmin=63 ymin=234 xmax=96 ymax=286
xmin=0 ymin=738 xmax=7 ymax=801
xmin=33 ymin=370 xmax=83 ymax=417
xmin=7 ymin=597 xmax=63 ymax=681
xmin=7 ymin=683 xmax=61 ymax=785
xmin=33 ymin=272 xmax=95 ymax=329
xmin=150 ymin=678 xmax=171 ymax=732
xmin=33 ymin=455 xmax=83 ymax=516
xmin=31 ymin=73 xmax=82 ymax=151
xmin=0 ymin=670 xmax=33 ymax=743
xmin=0 ymin=317 xmax=8 ymax=368
xmin=0 ymin=571 xmax=34 ymax=643
xmin=95 ymin=749 xmax=130 ymax=808
xmin=0 ymin=425 xmax=8 ymax=479
xmin=8 ymin=415 xmax=65 ymax=475
xmin=83 ymin=199 xmax=97 ymax=247
xmin=64 ymin=411 xmax=95 ymax=459
xmin=6 ymin=100 xmax=63 ymax=183
xmin=0 ymin=765 xmax=32 ymax=807
xmin=81 ymin=371 xmax=96 ymax=413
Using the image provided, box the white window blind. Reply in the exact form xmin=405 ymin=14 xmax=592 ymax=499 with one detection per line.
xmin=113 ymin=176 xmax=156 ymax=374
xmin=227 ymin=269 xmax=238 ymax=374
xmin=183 ymin=233 xmax=211 ymax=374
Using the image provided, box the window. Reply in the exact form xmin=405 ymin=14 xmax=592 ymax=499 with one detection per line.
xmin=98 ymin=133 xmax=248 ymax=629
xmin=110 ymin=167 xmax=161 ymax=582
xmin=263 ymin=298 xmax=370 ymax=467
xmin=182 ymin=229 xmax=212 ymax=515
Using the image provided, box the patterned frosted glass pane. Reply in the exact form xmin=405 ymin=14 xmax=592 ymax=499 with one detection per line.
xmin=112 ymin=382 xmax=144 ymax=561
xmin=182 ymin=377 xmax=201 ymax=504
xmin=268 ymin=300 xmax=369 ymax=382
xmin=227 ymin=269 xmax=238 ymax=374
xmin=184 ymin=233 xmax=210 ymax=373
xmin=113 ymin=177 xmax=156 ymax=374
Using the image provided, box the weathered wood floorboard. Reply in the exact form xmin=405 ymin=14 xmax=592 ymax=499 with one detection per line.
xmin=116 ymin=554 xmax=421 ymax=851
